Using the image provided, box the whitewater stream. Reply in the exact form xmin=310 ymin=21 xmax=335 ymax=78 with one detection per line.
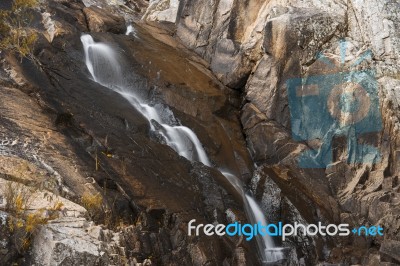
xmin=81 ymin=30 xmax=284 ymax=264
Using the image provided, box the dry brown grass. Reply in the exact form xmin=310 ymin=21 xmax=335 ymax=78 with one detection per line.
xmin=4 ymin=181 xmax=64 ymax=254
xmin=81 ymin=192 xmax=103 ymax=220
xmin=0 ymin=0 xmax=38 ymax=57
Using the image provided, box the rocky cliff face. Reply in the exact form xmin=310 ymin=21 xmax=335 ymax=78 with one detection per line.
xmin=0 ymin=0 xmax=257 ymax=265
xmin=1 ymin=0 xmax=399 ymax=265
xmin=145 ymin=0 xmax=400 ymax=265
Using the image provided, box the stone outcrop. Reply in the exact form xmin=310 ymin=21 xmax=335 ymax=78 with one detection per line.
xmin=142 ymin=0 xmax=180 ymax=23
xmin=0 ymin=178 xmax=86 ymax=218
xmin=31 ymin=213 xmax=216 ymax=266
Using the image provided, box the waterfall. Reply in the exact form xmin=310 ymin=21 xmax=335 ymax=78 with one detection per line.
xmin=81 ymin=33 xmax=283 ymax=264
xmin=245 ymin=195 xmax=285 ymax=263
xmin=125 ymin=25 xmax=137 ymax=37
xmin=221 ymin=170 xmax=284 ymax=263
xmin=81 ymin=34 xmax=210 ymax=166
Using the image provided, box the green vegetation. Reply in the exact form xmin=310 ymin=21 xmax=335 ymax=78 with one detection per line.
xmin=0 ymin=0 xmax=38 ymax=57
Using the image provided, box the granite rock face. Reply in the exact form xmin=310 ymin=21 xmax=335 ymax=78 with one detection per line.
xmin=145 ymin=0 xmax=400 ymax=264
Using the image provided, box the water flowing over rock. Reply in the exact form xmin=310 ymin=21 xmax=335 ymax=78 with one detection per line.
xmin=80 ymin=34 xmax=212 ymax=165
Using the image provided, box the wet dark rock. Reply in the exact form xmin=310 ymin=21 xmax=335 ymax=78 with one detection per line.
xmin=48 ymin=0 xmax=89 ymax=34
xmin=83 ymin=6 xmax=126 ymax=34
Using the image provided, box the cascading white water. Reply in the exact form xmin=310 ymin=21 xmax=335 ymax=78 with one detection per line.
xmin=221 ymin=170 xmax=284 ymax=263
xmin=81 ymin=32 xmax=283 ymax=264
xmin=125 ymin=25 xmax=137 ymax=37
xmin=81 ymin=34 xmax=210 ymax=166
xmin=245 ymin=195 xmax=285 ymax=263
xmin=162 ymin=125 xmax=211 ymax=165
xmin=81 ymin=35 xmax=123 ymax=87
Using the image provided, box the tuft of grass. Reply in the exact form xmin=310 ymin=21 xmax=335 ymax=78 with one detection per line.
xmin=81 ymin=192 xmax=103 ymax=220
xmin=81 ymin=191 xmax=131 ymax=230
xmin=0 ymin=0 xmax=38 ymax=57
xmin=4 ymin=182 xmax=34 ymax=215
xmin=3 ymin=181 xmax=64 ymax=254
